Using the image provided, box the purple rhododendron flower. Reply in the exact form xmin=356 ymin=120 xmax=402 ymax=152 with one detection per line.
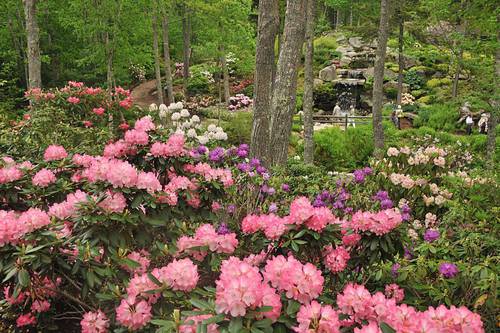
xmin=424 ymin=229 xmax=440 ymax=242
xmin=281 ymin=183 xmax=290 ymax=192
xmin=268 ymin=203 xmax=278 ymax=213
xmin=391 ymin=263 xmax=401 ymax=277
xmin=439 ymin=262 xmax=459 ymax=278
xmin=217 ymin=223 xmax=231 ymax=235
xmin=380 ymin=199 xmax=394 ymax=209
xmin=209 ymin=147 xmax=225 ymax=162
xmin=197 ymin=145 xmax=208 ymax=154
xmin=237 ymin=163 xmax=250 ymax=172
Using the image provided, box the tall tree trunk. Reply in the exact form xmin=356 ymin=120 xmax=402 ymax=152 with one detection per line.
xmin=105 ymin=32 xmax=114 ymax=92
xmin=23 ymin=0 xmax=41 ymax=89
xmin=303 ymin=0 xmax=315 ymax=164
xmin=182 ymin=6 xmax=191 ymax=100
xmin=349 ymin=2 xmax=353 ymax=26
xmin=396 ymin=0 xmax=404 ymax=106
xmin=487 ymin=17 xmax=499 ymax=168
xmin=268 ymin=0 xmax=307 ymax=167
xmin=250 ymin=0 xmax=279 ymax=162
xmin=335 ymin=9 xmax=341 ymax=29
xmin=372 ymin=0 xmax=390 ymax=157
xmin=219 ymin=44 xmax=230 ymax=104
xmin=161 ymin=5 xmax=174 ymax=105
xmin=152 ymin=8 xmax=164 ymax=105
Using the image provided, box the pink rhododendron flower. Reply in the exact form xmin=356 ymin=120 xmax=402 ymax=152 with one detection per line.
xmin=349 ymin=209 xmax=402 ymax=236
xmin=124 ymin=129 xmax=149 ymax=145
xmin=134 ymin=116 xmax=156 ymax=132
xmin=289 ymin=196 xmax=314 ymax=224
xmin=124 ymin=250 xmax=150 ymax=274
xmin=264 ymin=255 xmax=324 ymax=303
xmin=180 ymin=314 xmax=219 ymax=333
xmin=48 ymin=190 xmax=88 ymax=220
xmin=342 ymin=233 xmax=361 ymax=247
xmin=136 ymin=172 xmax=162 ymax=192
xmin=83 ymin=120 xmax=93 ymax=128
xmin=323 ymin=245 xmax=350 ymax=273
xmin=81 ymin=310 xmax=109 ymax=333
xmin=116 ymin=297 xmax=152 ymax=330
xmin=305 ymin=206 xmax=335 ymax=232
xmin=32 ymin=168 xmax=57 ymax=187
xmin=98 ymin=191 xmax=127 ymax=213
xmin=31 ymin=299 xmax=51 ymax=313
xmin=93 ymin=107 xmax=105 ymax=115
xmin=44 ymin=145 xmax=68 ymax=161
xmin=0 ymin=166 xmax=23 ymax=184
xmin=67 ymin=96 xmax=80 ymax=104
xmin=354 ymin=322 xmax=382 ymax=333
xmin=154 ymin=258 xmax=199 ymax=292
xmin=385 ymin=284 xmax=404 ymax=303
xmin=119 ymin=96 xmax=133 ymax=109
xmin=16 ymin=313 xmax=36 ymax=327
xmin=293 ymin=301 xmax=341 ymax=333
xmin=3 ymin=285 xmax=26 ymax=305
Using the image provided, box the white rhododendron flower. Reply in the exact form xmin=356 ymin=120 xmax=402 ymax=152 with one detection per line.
xmin=149 ymin=103 xmax=158 ymax=112
xmin=180 ymin=109 xmax=190 ymax=117
xmin=171 ymin=112 xmax=181 ymax=121
xmin=187 ymin=129 xmax=197 ymax=138
xmin=197 ymin=135 xmax=209 ymax=144
xmin=207 ymin=124 xmax=217 ymax=132
xmin=191 ymin=115 xmax=200 ymax=123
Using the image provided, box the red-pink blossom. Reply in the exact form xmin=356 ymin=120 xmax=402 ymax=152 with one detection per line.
xmin=44 ymin=145 xmax=68 ymax=161
xmin=81 ymin=310 xmax=109 ymax=333
xmin=116 ymin=297 xmax=152 ymax=330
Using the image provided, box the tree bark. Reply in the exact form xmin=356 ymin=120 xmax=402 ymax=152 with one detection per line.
xmin=303 ymin=0 xmax=315 ymax=165
xmin=182 ymin=6 xmax=191 ymax=100
xmin=396 ymin=0 xmax=404 ymax=106
xmin=105 ymin=32 xmax=114 ymax=92
xmin=23 ymin=0 xmax=41 ymax=89
xmin=451 ymin=49 xmax=462 ymax=98
xmin=372 ymin=0 xmax=390 ymax=157
xmin=220 ymin=44 xmax=231 ymax=105
xmin=268 ymin=0 xmax=307 ymax=166
xmin=152 ymin=7 xmax=164 ymax=105
xmin=161 ymin=5 xmax=174 ymax=105
xmin=336 ymin=9 xmax=341 ymax=30
xmin=250 ymin=0 xmax=279 ymax=162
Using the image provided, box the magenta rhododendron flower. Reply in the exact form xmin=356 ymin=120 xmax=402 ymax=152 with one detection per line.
xmin=16 ymin=313 xmax=36 ymax=327
xmin=32 ymin=168 xmax=57 ymax=187
xmin=44 ymin=145 xmax=68 ymax=161
xmin=81 ymin=310 xmax=109 ymax=333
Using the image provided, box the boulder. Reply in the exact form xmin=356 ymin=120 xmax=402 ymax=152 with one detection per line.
xmin=335 ymin=45 xmax=354 ymax=57
xmin=314 ymin=78 xmax=325 ymax=87
xmin=348 ymin=37 xmax=364 ymax=49
xmin=319 ymin=65 xmax=337 ymax=82
xmin=336 ymin=34 xmax=346 ymax=43
xmin=339 ymin=57 xmax=352 ymax=68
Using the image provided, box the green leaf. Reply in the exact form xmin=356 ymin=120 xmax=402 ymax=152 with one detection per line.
xmin=202 ymin=314 xmax=225 ymax=325
xmin=18 ymin=269 xmax=30 ymax=287
xmin=25 ymin=244 xmax=46 ymax=254
xmin=228 ymin=317 xmax=243 ymax=333
xmin=255 ymin=306 xmax=273 ymax=312
xmin=2 ymin=267 xmax=18 ymax=283
xmin=190 ymin=298 xmax=211 ymax=310
xmin=150 ymin=319 xmax=175 ymax=328
xmin=380 ymin=322 xmax=396 ymax=333
xmin=148 ymin=272 xmax=163 ymax=287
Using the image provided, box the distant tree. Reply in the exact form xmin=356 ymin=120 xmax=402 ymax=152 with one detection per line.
xmin=372 ymin=0 xmax=390 ymax=157
xmin=152 ymin=0 xmax=164 ymax=105
xmin=160 ymin=0 xmax=174 ymax=104
xmin=23 ymin=0 xmax=41 ymax=89
xmin=303 ymin=0 xmax=315 ymax=164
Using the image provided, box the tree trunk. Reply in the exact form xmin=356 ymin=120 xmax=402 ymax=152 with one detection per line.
xmin=396 ymin=1 xmax=404 ymax=106
xmin=220 ymin=44 xmax=231 ymax=105
xmin=250 ymin=0 xmax=280 ymax=162
xmin=23 ymin=0 xmax=41 ymax=89
xmin=336 ymin=9 xmax=341 ymax=29
xmin=268 ymin=0 xmax=307 ymax=166
xmin=372 ymin=0 xmax=390 ymax=157
xmin=451 ymin=49 xmax=462 ymax=98
xmin=105 ymin=32 xmax=114 ymax=92
xmin=152 ymin=8 xmax=164 ymax=105
xmin=349 ymin=2 xmax=353 ymax=26
xmin=487 ymin=17 xmax=499 ymax=168
xmin=161 ymin=5 xmax=174 ymax=105
xmin=182 ymin=7 xmax=191 ymax=100
xmin=303 ymin=0 xmax=315 ymax=165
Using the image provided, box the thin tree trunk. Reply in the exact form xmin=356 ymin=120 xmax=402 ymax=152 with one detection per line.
xmin=220 ymin=44 xmax=230 ymax=104
xmin=268 ymin=0 xmax=307 ymax=166
xmin=182 ymin=6 xmax=191 ymax=100
xmin=250 ymin=0 xmax=280 ymax=162
xmin=336 ymin=9 xmax=341 ymax=29
xmin=105 ymin=32 xmax=114 ymax=92
xmin=372 ymin=0 xmax=390 ymax=157
xmin=161 ymin=5 xmax=174 ymax=105
xmin=23 ymin=0 xmax=41 ymax=89
xmin=152 ymin=7 xmax=164 ymax=105
xmin=451 ymin=49 xmax=462 ymax=98
xmin=303 ymin=0 xmax=315 ymax=164
xmin=349 ymin=2 xmax=353 ymax=26
xmin=396 ymin=1 xmax=404 ymax=106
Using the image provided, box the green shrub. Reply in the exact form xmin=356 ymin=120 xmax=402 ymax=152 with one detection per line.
xmin=404 ymin=69 xmax=425 ymax=90
xmin=220 ymin=111 xmax=253 ymax=145
xmin=313 ymin=125 xmax=374 ymax=171
xmin=313 ymin=35 xmax=338 ymax=50
xmin=417 ymin=95 xmax=432 ymax=104
xmin=384 ymin=87 xmax=398 ymax=99
xmin=313 ymin=83 xmax=336 ymax=111
xmin=411 ymin=89 xmax=426 ymax=98
xmin=413 ymin=104 xmax=458 ymax=132
xmin=426 ymin=77 xmax=452 ymax=88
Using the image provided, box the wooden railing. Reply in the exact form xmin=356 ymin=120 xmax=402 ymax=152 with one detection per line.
xmin=312 ymin=114 xmax=390 ymax=128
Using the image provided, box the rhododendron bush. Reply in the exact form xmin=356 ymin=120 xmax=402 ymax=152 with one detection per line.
xmin=0 ymin=113 xmax=490 ymax=332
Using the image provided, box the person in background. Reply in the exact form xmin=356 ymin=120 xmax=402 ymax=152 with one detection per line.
xmin=395 ymin=105 xmax=404 ymax=130
xmin=478 ymin=112 xmax=489 ymax=134
xmin=333 ymin=102 xmax=341 ymax=117
xmin=465 ymin=113 xmax=474 ymax=135
xmin=348 ymin=105 xmax=356 ymax=128
xmin=391 ymin=110 xmax=398 ymax=128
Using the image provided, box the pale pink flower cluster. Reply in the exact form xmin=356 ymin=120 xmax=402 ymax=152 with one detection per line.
xmin=157 ymin=175 xmax=198 ymax=206
xmin=98 ymin=190 xmax=127 ymax=213
xmin=116 ymin=297 xmax=152 ymax=330
xmin=323 ymin=245 xmax=350 ymax=273
xmin=136 ymin=172 xmax=162 ymax=192
xmin=215 ymin=257 xmax=281 ymax=320
xmin=264 ymin=255 xmax=324 ymax=303
xmin=32 ymin=168 xmax=57 ymax=187
xmin=124 ymin=250 xmax=150 ymax=274
xmin=153 ymin=258 xmax=199 ymax=292
xmin=44 ymin=145 xmax=68 ymax=161
xmin=176 ymin=224 xmax=238 ymax=260
xmin=349 ymin=209 xmax=402 ymax=236
xmin=124 ymin=129 xmax=149 ymax=145
xmin=389 ymin=173 xmax=415 ymax=189
xmin=337 ymin=283 xmax=484 ymax=332
xmin=387 ymin=147 xmax=399 ymax=157
xmin=293 ymin=300 xmax=341 ymax=333
xmin=183 ymin=163 xmax=234 ymax=187
xmin=48 ymin=190 xmax=88 ymax=219
xmin=241 ymin=213 xmax=288 ymax=239
xmin=72 ymin=154 xmax=95 ymax=167
xmin=0 ymin=165 xmax=23 ymax=184
xmin=103 ymin=140 xmax=133 ymax=158
xmin=0 ymin=208 xmax=50 ymax=246
xmin=150 ymin=134 xmax=186 ymax=157
xmin=180 ymin=314 xmax=219 ymax=333
xmin=81 ymin=310 xmax=109 ymax=333
xmin=384 ymin=284 xmax=404 ymax=303
xmin=134 ymin=116 xmax=156 ymax=132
